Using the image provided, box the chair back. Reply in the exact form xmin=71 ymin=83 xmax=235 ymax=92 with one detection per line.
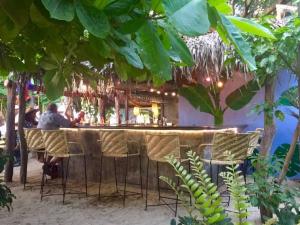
xmin=247 ymin=131 xmax=261 ymax=156
xmin=145 ymin=134 xmax=181 ymax=162
xmin=211 ymin=132 xmax=250 ymax=161
xmin=41 ymin=130 xmax=69 ymax=157
xmin=24 ymin=128 xmax=45 ymax=151
xmin=100 ymin=130 xmax=128 ymax=156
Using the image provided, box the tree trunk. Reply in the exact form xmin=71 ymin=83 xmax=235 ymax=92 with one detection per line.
xmin=260 ymin=79 xmax=276 ymax=156
xmin=18 ymin=74 xmax=28 ymax=184
xmin=4 ymin=80 xmax=17 ymax=182
xmin=98 ymin=97 xmax=106 ymax=125
xmin=114 ymin=93 xmax=121 ymax=125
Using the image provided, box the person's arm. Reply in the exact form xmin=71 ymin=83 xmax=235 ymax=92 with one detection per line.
xmin=54 ymin=113 xmax=71 ymax=128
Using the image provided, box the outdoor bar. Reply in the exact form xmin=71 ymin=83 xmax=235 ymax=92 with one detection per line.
xmin=1 ymin=3 xmax=300 ymax=224
xmin=63 ymin=126 xmax=237 ymax=186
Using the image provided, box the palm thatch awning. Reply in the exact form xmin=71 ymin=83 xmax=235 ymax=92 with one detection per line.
xmin=174 ymin=32 xmax=247 ymax=84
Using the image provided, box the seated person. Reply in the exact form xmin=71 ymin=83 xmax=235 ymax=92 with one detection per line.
xmin=38 ymin=103 xmax=74 ymax=167
xmin=38 ymin=103 xmax=72 ymax=130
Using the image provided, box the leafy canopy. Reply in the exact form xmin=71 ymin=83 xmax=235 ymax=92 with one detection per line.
xmin=0 ymin=0 xmax=274 ymax=99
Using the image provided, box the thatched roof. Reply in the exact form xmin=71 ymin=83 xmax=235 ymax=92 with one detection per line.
xmin=174 ymin=32 xmax=247 ymax=84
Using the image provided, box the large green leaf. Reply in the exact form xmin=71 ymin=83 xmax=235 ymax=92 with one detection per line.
xmin=0 ymin=9 xmax=20 ymax=41
xmin=227 ymin=16 xmax=276 ymax=40
xmin=179 ymin=85 xmax=215 ymax=115
xmin=0 ymin=0 xmax=32 ymax=28
xmin=226 ymin=80 xmax=260 ymax=110
xmin=216 ymin=12 xmax=256 ymax=71
xmin=164 ymin=23 xmax=194 ymax=66
xmin=104 ymin=0 xmax=138 ymax=15
xmin=75 ymin=0 xmax=110 ymax=38
xmin=41 ymin=0 xmax=75 ymax=22
xmin=163 ymin=0 xmax=210 ymax=36
xmin=207 ymin=0 xmax=232 ymax=14
xmin=278 ymin=86 xmax=298 ymax=108
xmin=136 ymin=21 xmax=171 ymax=81
xmin=43 ymin=70 xmax=66 ymax=100
xmin=274 ymin=143 xmax=300 ymax=177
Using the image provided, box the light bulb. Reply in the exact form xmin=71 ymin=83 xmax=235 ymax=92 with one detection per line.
xmin=164 ymin=92 xmax=168 ymax=96
xmin=157 ymin=91 xmax=161 ymax=94
xmin=150 ymin=88 xmax=154 ymax=92
xmin=217 ymin=81 xmax=223 ymax=88
xmin=171 ymin=92 xmax=176 ymax=97
xmin=205 ymin=77 xmax=211 ymax=82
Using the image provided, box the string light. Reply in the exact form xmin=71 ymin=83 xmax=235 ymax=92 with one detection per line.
xmin=150 ymin=88 xmax=155 ymax=92
xmin=171 ymin=92 xmax=176 ymax=97
xmin=205 ymin=77 xmax=211 ymax=82
xmin=217 ymin=81 xmax=224 ymax=88
xmin=157 ymin=91 xmax=161 ymax=94
xmin=164 ymin=92 xmax=168 ymax=96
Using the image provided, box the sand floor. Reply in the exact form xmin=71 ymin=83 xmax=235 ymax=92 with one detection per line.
xmin=0 ymin=159 xmax=265 ymax=225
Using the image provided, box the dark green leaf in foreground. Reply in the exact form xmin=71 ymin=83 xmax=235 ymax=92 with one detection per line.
xmin=163 ymin=0 xmax=210 ymax=36
xmin=42 ymin=0 xmax=75 ymax=21
xmin=136 ymin=22 xmax=171 ymax=81
xmin=75 ymin=0 xmax=110 ymax=38
xmin=217 ymin=12 xmax=256 ymax=71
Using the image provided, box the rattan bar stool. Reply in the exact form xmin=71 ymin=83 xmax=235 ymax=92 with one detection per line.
xmin=144 ymin=134 xmax=185 ymax=217
xmin=98 ymin=130 xmax=142 ymax=206
xmin=199 ymin=132 xmax=252 ymax=187
xmin=40 ymin=129 xmax=87 ymax=203
xmin=24 ymin=128 xmax=45 ymax=190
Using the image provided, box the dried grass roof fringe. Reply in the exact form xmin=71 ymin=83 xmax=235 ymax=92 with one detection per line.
xmin=176 ymin=32 xmax=248 ymax=81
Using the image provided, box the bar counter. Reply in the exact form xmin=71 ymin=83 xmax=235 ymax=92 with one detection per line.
xmin=61 ymin=126 xmax=236 ymax=189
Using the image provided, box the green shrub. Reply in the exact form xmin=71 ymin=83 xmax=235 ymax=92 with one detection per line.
xmin=0 ymin=152 xmax=15 ymax=211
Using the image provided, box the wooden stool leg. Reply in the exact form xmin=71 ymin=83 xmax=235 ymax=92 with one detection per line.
xmin=123 ymin=154 xmax=129 ymax=207
xmin=145 ymin=157 xmax=150 ymax=210
xmin=98 ymin=153 xmax=103 ymax=201
xmin=139 ymin=154 xmax=143 ymax=197
xmin=113 ymin=157 xmax=118 ymax=192
xmin=83 ymin=155 xmax=88 ymax=196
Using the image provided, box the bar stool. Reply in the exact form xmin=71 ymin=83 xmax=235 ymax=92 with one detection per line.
xmin=24 ymin=128 xmax=45 ymax=190
xmin=144 ymin=134 xmax=183 ymax=216
xmin=40 ymin=129 xmax=87 ymax=203
xmin=199 ymin=132 xmax=252 ymax=186
xmin=98 ymin=130 xmax=142 ymax=206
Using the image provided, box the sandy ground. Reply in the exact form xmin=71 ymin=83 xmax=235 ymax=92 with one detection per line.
xmin=0 ymin=159 xmax=264 ymax=225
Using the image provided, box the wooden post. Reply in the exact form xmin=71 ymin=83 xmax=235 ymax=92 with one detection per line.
xmin=98 ymin=97 xmax=106 ymax=125
xmin=18 ymin=74 xmax=28 ymax=184
xmin=4 ymin=80 xmax=17 ymax=182
xmin=125 ymin=92 xmax=129 ymax=125
xmin=115 ymin=92 xmax=121 ymax=125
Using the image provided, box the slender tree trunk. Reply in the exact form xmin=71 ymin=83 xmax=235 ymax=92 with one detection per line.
xmin=261 ymin=79 xmax=276 ymax=156
xmin=98 ymin=97 xmax=106 ymax=125
xmin=114 ymin=93 xmax=121 ymax=125
xmin=18 ymin=74 xmax=28 ymax=184
xmin=4 ymin=80 xmax=17 ymax=182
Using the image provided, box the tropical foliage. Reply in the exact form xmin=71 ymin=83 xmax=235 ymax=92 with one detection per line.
xmin=179 ymin=80 xmax=260 ymax=126
xmin=0 ymin=0 xmax=275 ymax=100
xmin=0 ymin=152 xmax=15 ymax=210
xmin=274 ymin=143 xmax=300 ymax=177
xmin=247 ymin=155 xmax=300 ymax=224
